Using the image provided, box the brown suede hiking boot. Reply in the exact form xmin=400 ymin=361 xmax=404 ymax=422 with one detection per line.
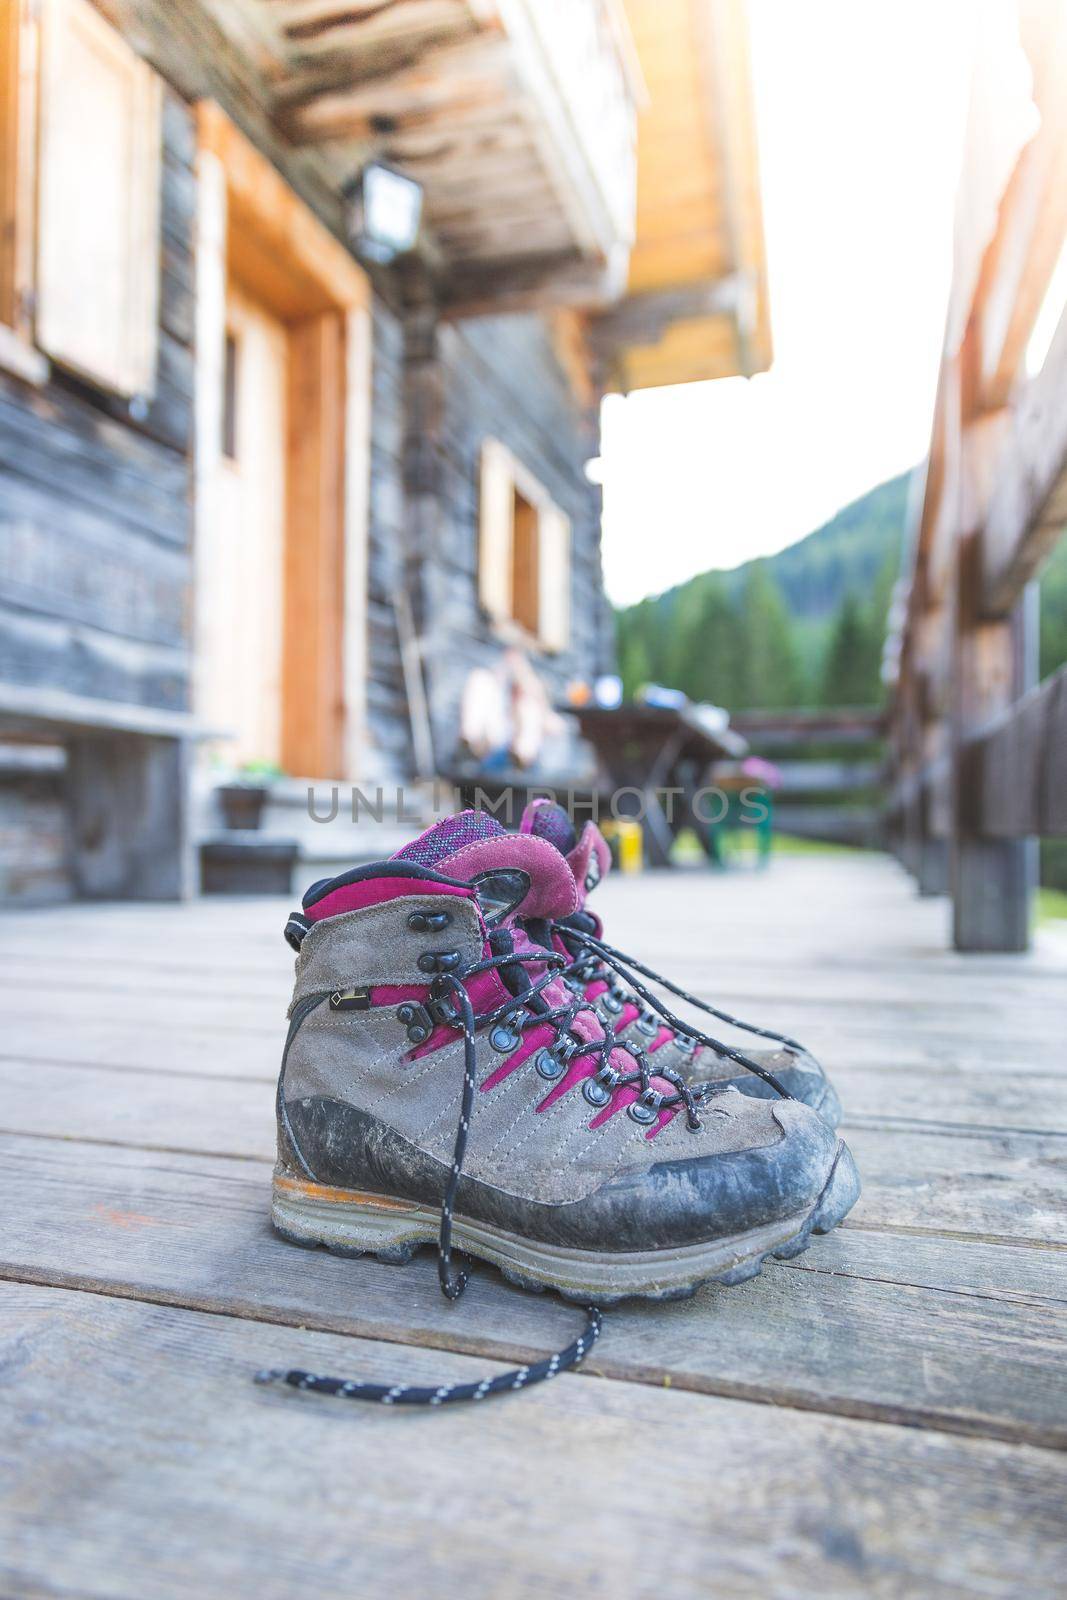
xmin=516 ymin=800 xmax=843 ymax=1127
xmin=272 ymin=811 xmax=859 ymax=1314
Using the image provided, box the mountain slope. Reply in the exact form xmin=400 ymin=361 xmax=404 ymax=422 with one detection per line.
xmin=615 ymin=472 xmax=912 ymax=709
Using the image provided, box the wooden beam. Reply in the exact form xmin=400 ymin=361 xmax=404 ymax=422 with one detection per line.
xmin=0 ymin=682 xmax=208 ymax=739
xmin=282 ymin=312 xmax=346 ymax=780
xmin=966 ymin=662 xmax=1067 ymax=838
xmin=281 ymin=32 xmax=510 ymax=144
xmin=982 ymin=300 xmax=1067 ymax=615
xmin=588 ymin=275 xmax=745 ymax=354
xmin=197 ymin=101 xmax=369 ymax=316
xmin=730 ymin=709 xmax=885 ymax=748
xmin=977 ymin=6 xmax=1067 ymax=407
xmin=280 ymin=0 xmax=472 ymax=48
xmin=439 ymin=251 xmax=618 ymax=318
xmin=950 ymin=524 xmax=1037 ymax=953
xmin=0 ymin=0 xmax=38 ymax=343
xmin=772 ymin=760 xmax=882 ymax=796
xmin=771 ymin=804 xmax=882 ymax=848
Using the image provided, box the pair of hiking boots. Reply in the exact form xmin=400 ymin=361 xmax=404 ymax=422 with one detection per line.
xmin=262 ymin=805 xmax=859 ymax=1405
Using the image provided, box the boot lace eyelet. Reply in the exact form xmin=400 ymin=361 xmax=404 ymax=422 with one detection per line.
xmin=407 ymin=909 xmax=452 ymax=933
xmin=418 ymin=950 xmax=460 ymax=974
xmin=489 ymin=1022 xmax=522 ymax=1053
xmin=635 ymin=1013 xmax=658 ymax=1037
xmin=583 ymin=1078 xmax=612 ymax=1107
xmin=628 ymin=1099 xmax=659 ymax=1125
xmin=397 ymin=1001 xmax=433 ymax=1044
xmin=534 ymin=1048 xmax=568 ymax=1081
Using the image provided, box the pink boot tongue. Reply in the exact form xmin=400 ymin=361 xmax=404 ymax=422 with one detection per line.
xmin=519 ymin=801 xmax=611 ymax=909
xmin=393 ymin=810 xmax=578 ymax=921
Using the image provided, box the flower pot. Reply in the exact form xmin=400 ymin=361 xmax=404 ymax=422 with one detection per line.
xmin=218 ymin=784 xmax=269 ymax=831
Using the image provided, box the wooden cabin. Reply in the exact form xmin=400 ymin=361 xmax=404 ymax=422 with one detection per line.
xmin=0 ymin=0 xmax=771 ymax=900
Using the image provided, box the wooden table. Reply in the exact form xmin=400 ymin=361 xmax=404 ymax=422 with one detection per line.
xmin=572 ymin=702 xmax=746 ymax=865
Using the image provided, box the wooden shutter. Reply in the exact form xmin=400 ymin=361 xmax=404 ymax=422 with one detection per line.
xmin=479 ymin=438 xmax=514 ymax=624
xmin=0 ymin=0 xmax=38 ymax=342
xmin=36 ymin=0 xmax=161 ymax=396
xmin=538 ymin=504 xmax=571 ymax=652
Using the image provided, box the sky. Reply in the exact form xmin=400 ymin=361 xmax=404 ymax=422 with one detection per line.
xmin=599 ymin=0 xmax=975 ymax=606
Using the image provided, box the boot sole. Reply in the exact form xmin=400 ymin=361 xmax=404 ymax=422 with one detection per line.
xmin=271 ymin=1140 xmax=860 ymax=1305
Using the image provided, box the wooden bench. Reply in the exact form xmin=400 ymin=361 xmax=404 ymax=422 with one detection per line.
xmin=0 ymin=682 xmax=202 ymax=900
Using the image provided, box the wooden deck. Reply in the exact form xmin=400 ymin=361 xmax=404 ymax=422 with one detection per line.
xmin=2 ymin=854 xmax=1066 ymax=1598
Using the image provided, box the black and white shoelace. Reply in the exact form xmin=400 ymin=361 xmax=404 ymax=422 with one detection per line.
xmin=256 ymin=940 xmax=794 ymax=1407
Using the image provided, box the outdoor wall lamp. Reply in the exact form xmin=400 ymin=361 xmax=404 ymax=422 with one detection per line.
xmin=343 ymin=162 xmax=424 ymax=264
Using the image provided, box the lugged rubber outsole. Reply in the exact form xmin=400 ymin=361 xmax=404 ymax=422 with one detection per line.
xmin=270 ymin=1139 xmax=860 ymax=1305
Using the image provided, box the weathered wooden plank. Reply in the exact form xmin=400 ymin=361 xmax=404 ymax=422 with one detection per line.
xmin=2 ymin=1137 xmax=1067 ymax=1449
xmin=0 ymin=383 xmax=190 ymax=546
xmin=0 ymin=1060 xmax=1064 ymax=1250
xmin=771 ymin=804 xmax=882 ymax=847
xmin=1 ymin=957 xmax=1065 ymax=1053
xmin=969 ymin=662 xmax=1067 ymax=837
xmin=982 ymin=301 xmax=1067 ymax=615
xmin=65 ymin=733 xmax=193 ymax=901
xmin=730 ymin=709 xmax=885 ymax=748
xmin=952 ymin=526 xmax=1036 ymax=951
xmin=1 ymin=1019 xmax=1065 ymax=1137
xmin=0 ymin=473 xmax=190 ymax=644
xmin=4 ymin=1283 xmax=1067 ymax=1600
xmin=844 ymin=1121 xmax=1067 ymax=1245
xmin=772 ymin=761 xmax=883 ymax=795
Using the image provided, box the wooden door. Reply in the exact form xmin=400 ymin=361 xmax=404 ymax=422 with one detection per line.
xmin=200 ymin=281 xmax=288 ymax=769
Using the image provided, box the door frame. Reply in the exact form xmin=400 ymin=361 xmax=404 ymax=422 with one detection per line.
xmin=193 ymin=100 xmax=371 ymax=780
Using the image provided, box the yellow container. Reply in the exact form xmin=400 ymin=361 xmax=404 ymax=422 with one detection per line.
xmin=601 ymin=818 xmax=643 ymax=874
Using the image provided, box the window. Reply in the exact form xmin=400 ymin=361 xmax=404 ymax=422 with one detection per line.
xmin=478 ymin=439 xmax=571 ymax=653
xmin=0 ymin=0 xmax=161 ymax=394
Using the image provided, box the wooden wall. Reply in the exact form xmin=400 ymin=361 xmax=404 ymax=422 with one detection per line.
xmin=0 ymin=61 xmax=617 ymax=898
xmin=0 ymin=88 xmax=195 ymax=711
xmin=0 ymin=89 xmax=196 ymax=901
xmin=403 ymin=309 xmax=612 ymax=774
xmin=363 ymin=298 xmax=414 ymax=785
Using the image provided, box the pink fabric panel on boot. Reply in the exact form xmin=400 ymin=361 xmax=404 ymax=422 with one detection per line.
xmin=438 ymin=834 xmax=578 ymax=921
xmin=406 ymin=967 xmax=513 ymax=1060
xmin=306 ymin=876 xmax=473 ymax=923
xmin=566 ymin=823 xmax=612 ymax=909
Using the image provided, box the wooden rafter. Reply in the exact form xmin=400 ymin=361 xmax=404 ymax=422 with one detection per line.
xmin=281 ymin=31 xmax=508 ymax=143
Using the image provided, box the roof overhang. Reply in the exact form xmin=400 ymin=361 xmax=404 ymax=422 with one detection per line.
xmin=594 ymin=0 xmax=772 ymax=391
xmin=200 ymin=0 xmax=642 ymax=311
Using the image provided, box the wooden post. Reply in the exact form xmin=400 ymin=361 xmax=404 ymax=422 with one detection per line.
xmin=950 ymin=516 xmax=1037 ymax=952
xmin=282 ymin=311 xmax=347 ymax=780
xmin=65 ymin=735 xmax=193 ymax=900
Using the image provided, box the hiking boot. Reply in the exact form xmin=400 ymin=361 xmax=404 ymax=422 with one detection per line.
xmin=516 ymin=800 xmax=843 ymax=1127
xmin=273 ymin=810 xmax=859 ymax=1308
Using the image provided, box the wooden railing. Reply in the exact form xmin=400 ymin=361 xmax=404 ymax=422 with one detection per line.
xmin=731 ymin=709 xmax=885 ymax=849
xmin=883 ymin=5 xmax=1067 ymax=950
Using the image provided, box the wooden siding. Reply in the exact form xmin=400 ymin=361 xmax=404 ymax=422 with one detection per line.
xmin=363 ymin=299 xmax=414 ymax=786
xmin=0 ymin=87 xmax=195 ymax=713
xmin=404 ymin=310 xmax=610 ymax=773
xmin=0 ymin=88 xmax=196 ymax=902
